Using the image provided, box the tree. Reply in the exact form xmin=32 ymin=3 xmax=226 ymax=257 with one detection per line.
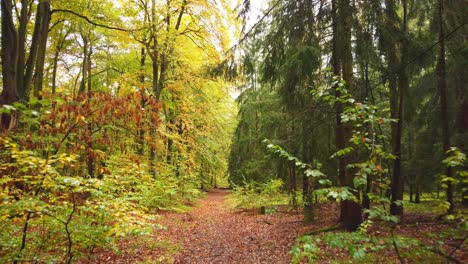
xmin=436 ymin=0 xmax=454 ymax=214
xmin=0 ymin=0 xmax=19 ymax=130
xmin=335 ymin=0 xmax=362 ymax=231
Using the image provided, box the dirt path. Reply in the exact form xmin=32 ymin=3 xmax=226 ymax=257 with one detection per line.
xmin=87 ymin=190 xmax=467 ymax=263
xmin=157 ymin=189 xmax=337 ymax=264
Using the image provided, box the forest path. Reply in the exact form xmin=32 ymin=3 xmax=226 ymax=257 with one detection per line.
xmin=157 ymin=189 xmax=337 ymax=264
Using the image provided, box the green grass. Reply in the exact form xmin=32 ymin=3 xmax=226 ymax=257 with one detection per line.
xmin=402 ymin=192 xmax=468 ymax=216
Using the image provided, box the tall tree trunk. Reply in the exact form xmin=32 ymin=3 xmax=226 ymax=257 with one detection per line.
xmin=390 ymin=0 xmax=406 ymax=216
xmin=302 ymin=116 xmax=314 ymax=222
xmin=138 ymin=47 xmax=147 ymax=155
xmin=332 ymin=0 xmax=344 ymax=222
xmin=336 ymin=0 xmax=362 ymax=231
xmin=16 ymin=0 xmax=28 ymax=99
xmin=51 ymin=27 xmax=69 ymax=94
xmin=87 ymin=47 xmax=93 ymax=95
xmin=22 ymin=1 xmax=45 ymax=100
xmin=0 ymin=0 xmax=19 ymax=130
xmin=437 ymin=0 xmax=454 ymax=214
xmin=33 ymin=1 xmax=52 ymax=99
xmin=80 ymin=36 xmax=89 ymax=94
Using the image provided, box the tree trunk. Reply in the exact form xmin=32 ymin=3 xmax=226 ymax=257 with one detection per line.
xmin=289 ymin=163 xmax=297 ymax=207
xmin=302 ymin=174 xmax=313 ymax=222
xmin=437 ymin=0 xmax=454 ymax=214
xmin=52 ymin=27 xmax=69 ymax=94
xmin=409 ymin=183 xmax=413 ymax=203
xmin=389 ymin=0 xmax=406 ymax=216
xmin=302 ymin=118 xmax=314 ymax=222
xmin=87 ymin=47 xmax=93 ymax=95
xmin=87 ymin=124 xmax=95 ymax=178
xmin=16 ymin=0 xmax=28 ymax=99
xmin=335 ymin=0 xmax=362 ymax=231
xmin=33 ymin=1 xmax=52 ymax=99
xmin=138 ymin=47 xmax=147 ymax=155
xmin=80 ymin=35 xmax=89 ymax=94
xmin=0 ymin=0 xmax=19 ymax=130
xmin=415 ymin=186 xmax=420 ymax=204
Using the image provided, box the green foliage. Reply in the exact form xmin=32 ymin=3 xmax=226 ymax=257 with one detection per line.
xmin=0 ymin=136 xmax=162 ymax=262
xmin=439 ymin=147 xmax=468 ymax=214
xmin=291 ymin=224 xmax=467 ymax=263
xmin=230 ymin=179 xmax=287 ymax=210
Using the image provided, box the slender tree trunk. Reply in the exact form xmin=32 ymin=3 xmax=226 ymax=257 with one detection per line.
xmin=362 ymin=51 xmax=371 ymax=214
xmin=332 ymin=0 xmax=344 ymax=222
xmin=22 ymin=1 xmax=45 ymax=100
xmin=51 ymin=28 xmax=68 ymax=94
xmin=437 ymin=0 xmax=454 ymax=214
xmin=138 ymin=47 xmax=147 ymax=155
xmin=409 ymin=184 xmax=413 ymax=203
xmin=52 ymin=50 xmax=60 ymax=94
xmin=33 ymin=1 xmax=52 ymax=99
xmin=87 ymin=47 xmax=93 ymax=94
xmin=87 ymin=124 xmax=94 ymax=178
xmin=289 ymin=163 xmax=297 ymax=207
xmin=16 ymin=0 xmax=28 ymax=99
xmin=302 ymin=118 xmax=314 ymax=222
xmin=80 ymin=36 xmax=89 ymax=94
xmin=390 ymin=0 xmax=408 ymax=216
xmin=415 ymin=186 xmax=420 ymax=204
xmin=302 ymin=172 xmax=313 ymax=222
xmin=382 ymin=0 xmax=404 ymax=216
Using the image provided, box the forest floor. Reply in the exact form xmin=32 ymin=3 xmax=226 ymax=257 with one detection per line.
xmin=156 ymin=189 xmax=336 ymax=263
xmin=91 ymin=190 xmax=467 ymax=264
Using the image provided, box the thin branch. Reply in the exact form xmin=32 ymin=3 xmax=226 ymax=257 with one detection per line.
xmin=231 ymin=0 xmax=282 ymax=50
xmin=52 ymin=9 xmax=141 ymax=32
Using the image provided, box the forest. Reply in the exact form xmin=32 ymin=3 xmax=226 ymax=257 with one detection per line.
xmin=0 ymin=0 xmax=466 ymax=263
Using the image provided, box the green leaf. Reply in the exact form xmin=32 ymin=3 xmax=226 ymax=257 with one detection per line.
xmin=353 ymin=176 xmax=367 ymax=188
xmin=305 ymin=169 xmax=324 ymax=178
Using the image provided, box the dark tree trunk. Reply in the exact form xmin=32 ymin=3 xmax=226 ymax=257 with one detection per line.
xmin=22 ymin=1 xmax=45 ymax=100
xmin=415 ymin=186 xmax=420 ymax=204
xmin=390 ymin=0 xmax=409 ymax=215
xmin=302 ymin=118 xmax=314 ymax=222
xmin=383 ymin=0 xmax=405 ymax=216
xmin=336 ymin=0 xmax=362 ymax=231
xmin=16 ymin=0 xmax=28 ymax=99
xmin=138 ymin=47 xmax=147 ymax=155
xmin=80 ymin=35 xmax=89 ymax=94
xmin=289 ymin=163 xmax=297 ymax=207
xmin=302 ymin=174 xmax=313 ymax=222
xmin=51 ymin=27 xmax=69 ymax=94
xmin=0 ymin=0 xmax=19 ymax=130
xmin=409 ymin=184 xmax=414 ymax=203
xmin=437 ymin=0 xmax=454 ymax=214
xmin=362 ymin=174 xmax=371 ymax=212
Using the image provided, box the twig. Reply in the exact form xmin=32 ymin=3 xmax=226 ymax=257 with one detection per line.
xmin=448 ymin=234 xmax=467 ymax=258
xmin=390 ymin=227 xmax=404 ymax=264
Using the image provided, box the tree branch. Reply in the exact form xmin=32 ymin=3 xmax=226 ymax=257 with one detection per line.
xmin=52 ymin=9 xmax=135 ymax=32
